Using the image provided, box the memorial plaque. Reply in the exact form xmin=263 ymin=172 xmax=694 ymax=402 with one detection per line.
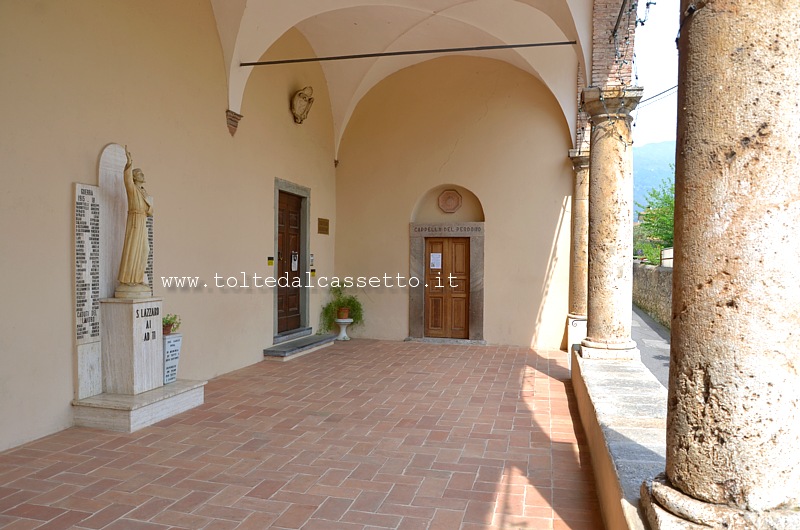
xmin=163 ymin=334 xmax=182 ymax=384
xmin=318 ymin=218 xmax=329 ymax=235
xmin=74 ymin=184 xmax=101 ymax=344
xmin=146 ymin=216 xmax=154 ymax=293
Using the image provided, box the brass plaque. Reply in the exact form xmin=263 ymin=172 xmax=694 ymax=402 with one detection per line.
xmin=318 ymin=218 xmax=330 ymax=235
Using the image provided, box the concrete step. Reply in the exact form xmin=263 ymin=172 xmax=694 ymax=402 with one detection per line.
xmin=263 ymin=333 xmax=337 ymax=361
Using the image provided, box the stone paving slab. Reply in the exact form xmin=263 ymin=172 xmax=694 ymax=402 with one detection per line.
xmin=0 ymin=340 xmax=603 ymax=529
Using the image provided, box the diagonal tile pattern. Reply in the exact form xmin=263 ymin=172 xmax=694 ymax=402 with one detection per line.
xmin=0 ymin=340 xmax=603 ymax=529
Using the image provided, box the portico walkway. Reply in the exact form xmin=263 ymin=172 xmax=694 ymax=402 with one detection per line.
xmin=0 ymin=341 xmax=603 ymax=529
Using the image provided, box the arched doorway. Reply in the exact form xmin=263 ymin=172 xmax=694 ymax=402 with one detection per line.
xmin=409 ymin=185 xmax=485 ymax=341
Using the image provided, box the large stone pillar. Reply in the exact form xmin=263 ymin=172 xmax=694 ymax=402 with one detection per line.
xmin=567 ymin=150 xmax=590 ymax=349
xmin=642 ymin=1 xmax=800 ymax=527
xmin=580 ymin=86 xmax=642 ymax=360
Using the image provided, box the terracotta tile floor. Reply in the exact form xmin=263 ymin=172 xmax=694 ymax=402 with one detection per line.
xmin=0 ymin=340 xmax=603 ymax=529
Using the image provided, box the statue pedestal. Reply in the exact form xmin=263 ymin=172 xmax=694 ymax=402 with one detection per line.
xmin=100 ymin=297 xmax=164 ymax=395
xmin=334 ymin=318 xmax=354 ymax=341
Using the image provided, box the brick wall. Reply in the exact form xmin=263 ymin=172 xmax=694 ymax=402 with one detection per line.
xmin=591 ymin=0 xmax=636 ymax=88
xmin=575 ymin=67 xmax=591 ymax=149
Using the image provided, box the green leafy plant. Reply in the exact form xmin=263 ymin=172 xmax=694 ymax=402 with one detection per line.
xmin=162 ymin=313 xmax=181 ymax=334
xmin=635 ymin=170 xmax=674 ymax=265
xmin=320 ymin=286 xmax=364 ymax=332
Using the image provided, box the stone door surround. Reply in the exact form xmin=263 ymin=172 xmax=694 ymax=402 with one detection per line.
xmin=409 ymin=222 xmax=484 ymax=341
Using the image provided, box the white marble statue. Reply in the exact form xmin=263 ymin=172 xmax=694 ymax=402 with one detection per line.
xmin=115 ymin=147 xmax=153 ymax=298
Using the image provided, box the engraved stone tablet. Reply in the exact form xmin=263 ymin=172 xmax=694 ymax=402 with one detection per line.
xmin=146 ymin=215 xmax=154 ymax=292
xmin=75 ymin=184 xmax=101 ymax=344
xmin=163 ymin=334 xmax=182 ymax=384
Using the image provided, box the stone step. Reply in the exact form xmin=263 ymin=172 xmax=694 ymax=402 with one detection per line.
xmin=72 ymin=379 xmax=206 ymax=433
xmin=263 ymin=333 xmax=337 ymax=361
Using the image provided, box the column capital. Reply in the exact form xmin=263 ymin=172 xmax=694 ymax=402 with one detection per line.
xmin=568 ymin=149 xmax=590 ymax=171
xmin=580 ymin=86 xmax=644 ymax=124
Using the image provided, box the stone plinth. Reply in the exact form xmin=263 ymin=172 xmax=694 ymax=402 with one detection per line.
xmin=73 ymin=380 xmax=205 ymax=432
xmin=101 ymin=297 xmax=163 ymax=395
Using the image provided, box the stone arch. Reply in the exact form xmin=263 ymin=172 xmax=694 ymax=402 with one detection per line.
xmin=411 ymin=184 xmax=485 ymax=224
xmin=210 ymin=0 xmax=584 ymax=150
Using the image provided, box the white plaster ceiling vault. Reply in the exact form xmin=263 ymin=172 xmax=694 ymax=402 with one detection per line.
xmin=210 ymin=0 xmax=593 ymax=152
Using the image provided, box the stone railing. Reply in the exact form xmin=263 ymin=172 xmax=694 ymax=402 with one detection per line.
xmin=632 ymin=261 xmax=672 ymax=329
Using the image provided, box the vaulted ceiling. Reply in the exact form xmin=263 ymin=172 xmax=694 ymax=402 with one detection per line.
xmin=210 ymin=0 xmax=593 ymax=151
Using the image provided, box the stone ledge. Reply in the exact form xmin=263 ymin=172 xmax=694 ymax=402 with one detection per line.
xmin=571 ymin=346 xmax=667 ymax=530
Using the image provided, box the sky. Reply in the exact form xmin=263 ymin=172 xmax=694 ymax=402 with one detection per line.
xmin=631 ymin=0 xmax=680 ymax=146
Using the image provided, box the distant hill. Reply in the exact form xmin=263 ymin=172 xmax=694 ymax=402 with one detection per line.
xmin=634 ymin=140 xmax=675 ymax=217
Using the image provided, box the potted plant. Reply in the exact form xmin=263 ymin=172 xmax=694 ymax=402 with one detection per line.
xmin=320 ymin=286 xmax=364 ymax=332
xmin=162 ymin=313 xmax=181 ymax=335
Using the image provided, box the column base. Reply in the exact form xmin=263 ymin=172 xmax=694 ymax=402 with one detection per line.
xmin=641 ymin=474 xmax=800 ymax=529
xmin=580 ymin=337 xmax=639 ymax=360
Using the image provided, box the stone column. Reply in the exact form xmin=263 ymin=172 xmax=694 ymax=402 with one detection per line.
xmin=567 ymin=150 xmax=590 ymax=349
xmin=579 ymin=86 xmax=642 ymax=360
xmin=642 ymin=1 xmax=800 ymax=527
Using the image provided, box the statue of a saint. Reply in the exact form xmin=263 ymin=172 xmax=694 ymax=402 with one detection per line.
xmin=115 ymin=147 xmax=154 ymax=298
xmin=291 ymin=86 xmax=314 ymax=124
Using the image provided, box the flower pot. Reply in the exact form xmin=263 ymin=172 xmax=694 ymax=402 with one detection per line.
xmin=163 ymin=324 xmax=173 ymax=336
xmin=337 ymin=307 xmax=350 ymax=319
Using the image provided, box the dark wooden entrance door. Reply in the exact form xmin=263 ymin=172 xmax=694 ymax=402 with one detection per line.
xmin=425 ymin=237 xmax=469 ymax=339
xmin=277 ymin=191 xmax=302 ymax=333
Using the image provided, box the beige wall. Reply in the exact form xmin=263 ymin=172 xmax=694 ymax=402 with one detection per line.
xmin=336 ymin=57 xmax=573 ymax=348
xmin=0 ymin=1 xmax=335 ymax=451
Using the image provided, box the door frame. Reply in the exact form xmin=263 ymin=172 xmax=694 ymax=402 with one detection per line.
xmin=409 ymin=222 xmax=484 ymax=341
xmin=274 ymin=179 xmax=311 ymax=342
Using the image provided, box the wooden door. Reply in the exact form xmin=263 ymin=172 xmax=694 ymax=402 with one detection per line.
xmin=277 ymin=192 xmax=302 ymax=333
xmin=425 ymin=237 xmax=469 ymax=339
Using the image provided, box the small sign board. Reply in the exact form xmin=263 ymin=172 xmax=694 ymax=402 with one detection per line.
xmin=318 ymin=218 xmax=330 ymax=235
xmin=163 ymin=334 xmax=182 ymax=384
xmin=430 ymin=252 xmax=442 ymax=270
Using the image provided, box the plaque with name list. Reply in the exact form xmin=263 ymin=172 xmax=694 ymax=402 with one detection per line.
xmin=74 ymin=184 xmax=101 ymax=344
xmin=146 ymin=215 xmax=154 ymax=293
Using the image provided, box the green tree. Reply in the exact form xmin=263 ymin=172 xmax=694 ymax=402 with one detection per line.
xmin=634 ymin=172 xmax=674 ymax=265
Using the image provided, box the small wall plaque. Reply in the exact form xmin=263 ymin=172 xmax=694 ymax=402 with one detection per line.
xmin=438 ymin=189 xmax=462 ymax=213
xmin=318 ymin=218 xmax=330 ymax=235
